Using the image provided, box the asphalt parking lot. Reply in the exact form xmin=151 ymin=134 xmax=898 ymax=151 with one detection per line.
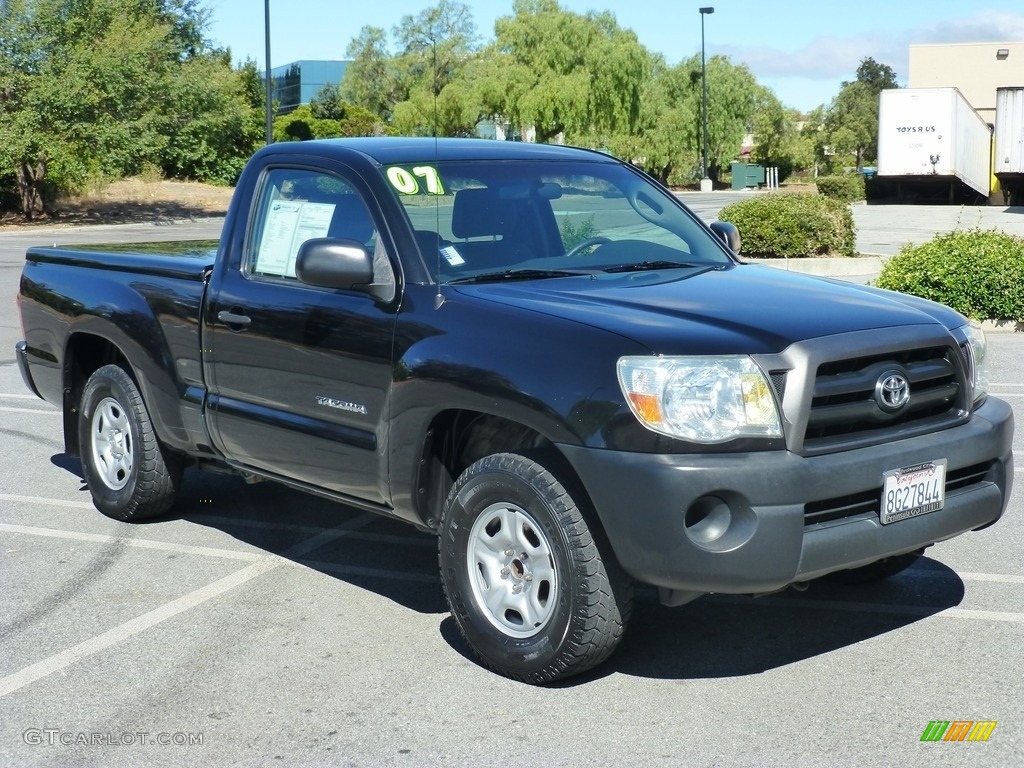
xmin=1 ymin=214 xmax=1022 ymax=767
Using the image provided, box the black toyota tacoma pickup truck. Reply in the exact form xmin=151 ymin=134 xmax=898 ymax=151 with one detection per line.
xmin=15 ymin=138 xmax=1013 ymax=683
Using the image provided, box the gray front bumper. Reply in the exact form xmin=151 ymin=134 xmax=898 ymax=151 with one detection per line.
xmin=559 ymin=396 xmax=1013 ymax=594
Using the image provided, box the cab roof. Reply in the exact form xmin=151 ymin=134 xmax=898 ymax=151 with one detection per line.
xmin=255 ymin=137 xmax=619 ymax=166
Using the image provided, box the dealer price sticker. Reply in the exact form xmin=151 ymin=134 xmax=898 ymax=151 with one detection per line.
xmin=880 ymin=459 xmax=946 ymax=525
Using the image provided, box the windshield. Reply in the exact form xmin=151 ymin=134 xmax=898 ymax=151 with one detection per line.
xmin=384 ymin=159 xmax=732 ymax=283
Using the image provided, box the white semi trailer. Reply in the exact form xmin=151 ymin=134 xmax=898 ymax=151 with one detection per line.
xmin=877 ymin=87 xmax=991 ymax=202
xmin=995 ymin=86 xmax=1024 ymax=205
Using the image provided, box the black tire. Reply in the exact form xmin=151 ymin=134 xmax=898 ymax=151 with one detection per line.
xmin=439 ymin=452 xmax=632 ymax=684
xmin=78 ymin=364 xmax=182 ymax=521
xmin=825 ymin=550 xmax=922 ymax=585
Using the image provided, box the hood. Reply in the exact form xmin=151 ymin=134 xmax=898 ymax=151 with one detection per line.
xmin=451 ymin=263 xmax=966 ymax=355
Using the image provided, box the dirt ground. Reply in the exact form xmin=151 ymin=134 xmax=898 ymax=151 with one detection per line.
xmin=0 ymin=178 xmax=233 ymax=231
xmin=0 ymin=176 xmax=819 ymax=232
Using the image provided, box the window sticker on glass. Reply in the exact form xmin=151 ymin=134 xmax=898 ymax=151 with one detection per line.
xmin=440 ymin=245 xmax=466 ymax=266
xmin=387 ymin=166 xmax=445 ymax=195
xmin=255 ymin=201 xmax=335 ymax=278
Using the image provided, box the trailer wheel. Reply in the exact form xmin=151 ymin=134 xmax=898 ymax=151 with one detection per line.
xmin=439 ymin=452 xmax=632 ymax=684
xmin=78 ymin=364 xmax=182 ymax=521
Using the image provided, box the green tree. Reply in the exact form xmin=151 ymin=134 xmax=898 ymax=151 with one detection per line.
xmin=309 ymin=85 xmax=392 ymax=136
xmin=0 ymin=0 xmax=180 ymax=216
xmin=608 ymin=54 xmax=697 ymax=184
xmin=478 ymin=0 xmax=648 ymax=144
xmin=750 ymin=93 xmax=817 ymax=181
xmin=394 ymin=0 xmax=478 ymax=97
xmin=158 ymin=50 xmax=263 ymax=185
xmin=822 ymin=56 xmax=899 ymax=170
xmin=340 ymin=26 xmax=400 ymax=120
xmin=0 ymin=0 xmax=258 ymax=214
xmin=702 ymin=56 xmax=760 ymax=180
xmin=390 ymin=0 xmax=482 ymax=136
xmin=310 ymin=83 xmax=346 ymax=120
xmin=610 ymin=53 xmax=758 ymax=185
xmin=272 ymin=104 xmax=342 ymax=142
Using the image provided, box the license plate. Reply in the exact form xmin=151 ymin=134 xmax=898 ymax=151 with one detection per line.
xmin=880 ymin=459 xmax=946 ymax=524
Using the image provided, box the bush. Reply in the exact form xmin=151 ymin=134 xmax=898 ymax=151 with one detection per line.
xmin=717 ymin=193 xmax=856 ymax=258
xmin=815 ymin=174 xmax=865 ymax=203
xmin=875 ymin=229 xmax=1024 ymax=321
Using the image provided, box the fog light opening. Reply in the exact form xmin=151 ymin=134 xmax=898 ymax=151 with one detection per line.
xmin=684 ymin=496 xmax=732 ymax=545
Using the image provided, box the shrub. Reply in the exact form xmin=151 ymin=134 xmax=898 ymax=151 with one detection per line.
xmin=717 ymin=193 xmax=856 ymax=259
xmin=815 ymin=174 xmax=865 ymax=203
xmin=875 ymin=229 xmax=1024 ymax=321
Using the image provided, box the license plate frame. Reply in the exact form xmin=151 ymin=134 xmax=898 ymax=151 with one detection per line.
xmin=880 ymin=459 xmax=947 ymax=525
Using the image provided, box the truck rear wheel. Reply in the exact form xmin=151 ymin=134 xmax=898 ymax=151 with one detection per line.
xmin=439 ymin=452 xmax=632 ymax=684
xmin=78 ymin=364 xmax=182 ymax=521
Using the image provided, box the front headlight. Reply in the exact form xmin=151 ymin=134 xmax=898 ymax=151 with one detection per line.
xmin=960 ymin=322 xmax=989 ymax=402
xmin=617 ymin=356 xmax=782 ymax=443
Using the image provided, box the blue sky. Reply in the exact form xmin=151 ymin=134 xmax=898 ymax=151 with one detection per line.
xmin=205 ymin=1 xmax=1024 ymax=113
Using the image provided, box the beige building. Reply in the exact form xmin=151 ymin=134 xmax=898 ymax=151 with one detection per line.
xmin=909 ymin=42 xmax=1024 ymax=124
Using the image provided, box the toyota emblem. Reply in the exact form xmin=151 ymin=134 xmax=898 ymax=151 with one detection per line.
xmin=875 ymin=370 xmax=910 ymax=412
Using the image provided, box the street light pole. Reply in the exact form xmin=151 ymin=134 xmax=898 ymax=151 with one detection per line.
xmin=264 ymin=0 xmax=273 ymax=145
xmin=699 ymin=6 xmax=714 ymax=192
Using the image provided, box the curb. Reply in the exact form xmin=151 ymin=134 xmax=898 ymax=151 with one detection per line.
xmin=750 ymin=256 xmax=885 ymax=278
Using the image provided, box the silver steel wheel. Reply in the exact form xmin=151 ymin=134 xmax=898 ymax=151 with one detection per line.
xmin=88 ymin=396 xmax=135 ymax=491
xmin=467 ymin=502 xmax=558 ymax=638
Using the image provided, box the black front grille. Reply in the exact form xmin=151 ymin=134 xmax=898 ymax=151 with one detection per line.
xmin=803 ymin=346 xmax=964 ymax=451
xmin=804 ymin=461 xmax=995 ymax=526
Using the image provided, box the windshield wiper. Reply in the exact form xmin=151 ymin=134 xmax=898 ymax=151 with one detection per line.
xmin=603 ymin=260 xmax=703 ymax=273
xmin=447 ymin=268 xmax=591 ymax=285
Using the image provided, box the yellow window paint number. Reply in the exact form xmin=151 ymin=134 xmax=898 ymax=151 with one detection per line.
xmin=387 ymin=166 xmax=445 ymax=195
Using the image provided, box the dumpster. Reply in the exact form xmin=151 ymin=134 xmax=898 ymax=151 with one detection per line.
xmin=731 ymin=162 xmax=765 ymax=189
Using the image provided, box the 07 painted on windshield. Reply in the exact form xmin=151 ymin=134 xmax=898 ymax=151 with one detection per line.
xmin=385 ymin=158 xmax=734 ymax=283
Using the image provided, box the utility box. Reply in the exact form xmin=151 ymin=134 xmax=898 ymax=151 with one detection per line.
xmin=730 ymin=162 xmax=765 ymax=190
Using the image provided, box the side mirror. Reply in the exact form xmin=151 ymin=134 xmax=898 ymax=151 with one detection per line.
xmin=295 ymin=237 xmax=399 ymax=302
xmin=709 ymin=221 xmax=741 ymax=255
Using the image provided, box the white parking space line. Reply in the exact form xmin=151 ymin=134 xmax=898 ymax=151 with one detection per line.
xmin=0 ymin=407 xmax=58 ymax=415
xmin=716 ymin=595 xmax=1024 ymax=623
xmin=0 ymin=393 xmax=44 ymax=399
xmin=188 ymin=512 xmax=435 ymax=547
xmin=937 ymin=608 xmax=1024 ymax=623
xmin=0 ymin=559 xmax=279 ymax=699
xmin=956 ymin=571 xmax=1024 ymax=584
xmin=299 ymin=559 xmax=439 ymax=584
xmin=0 ymin=513 xmax=378 ymax=698
xmin=0 ymin=523 xmax=267 ymax=562
xmin=281 ymin=513 xmax=377 ymax=558
xmin=906 ymin=569 xmax=1024 ymax=585
xmin=0 ymin=493 xmax=94 ymax=510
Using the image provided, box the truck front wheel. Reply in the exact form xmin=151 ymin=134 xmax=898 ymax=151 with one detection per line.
xmin=439 ymin=452 xmax=631 ymax=683
xmin=78 ymin=364 xmax=182 ymax=521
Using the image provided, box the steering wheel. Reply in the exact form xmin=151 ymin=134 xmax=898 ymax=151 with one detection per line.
xmin=564 ymin=236 xmax=611 ymax=258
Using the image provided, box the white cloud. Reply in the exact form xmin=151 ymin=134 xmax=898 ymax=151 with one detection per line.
xmin=717 ymin=10 xmax=1024 ymax=85
xmin=909 ymin=10 xmax=1024 ymax=44
xmin=717 ymin=35 xmax=905 ymax=81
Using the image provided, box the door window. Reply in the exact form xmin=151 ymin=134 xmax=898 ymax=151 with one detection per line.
xmin=247 ymin=168 xmax=380 ymax=281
